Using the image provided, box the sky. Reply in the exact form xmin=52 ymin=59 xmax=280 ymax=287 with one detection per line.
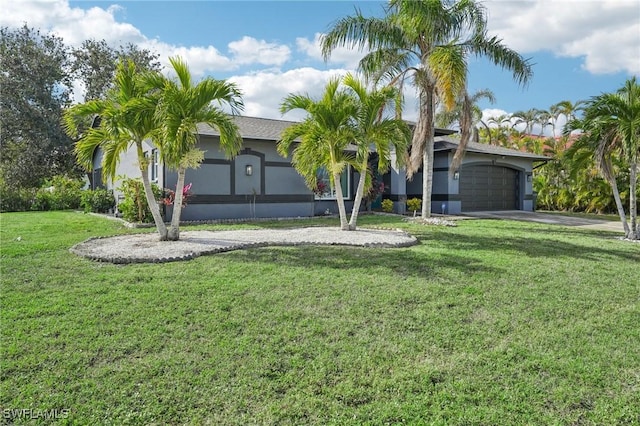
xmin=2 ymin=0 xmax=639 ymax=132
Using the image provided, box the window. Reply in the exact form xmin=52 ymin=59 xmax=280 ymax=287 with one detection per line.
xmin=314 ymin=166 xmax=350 ymax=200
xmin=150 ymin=149 xmax=159 ymax=182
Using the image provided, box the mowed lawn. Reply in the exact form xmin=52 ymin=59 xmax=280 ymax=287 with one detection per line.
xmin=1 ymin=211 xmax=638 ymax=425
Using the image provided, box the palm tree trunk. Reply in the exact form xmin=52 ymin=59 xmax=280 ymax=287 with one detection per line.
xmin=136 ymin=143 xmax=168 ymax=240
xmin=348 ymin=157 xmax=369 ymax=230
xmin=332 ymin=171 xmax=349 ymax=230
xmin=629 ymin=162 xmax=638 ymax=239
xmin=421 ymin=88 xmax=435 ymax=218
xmin=608 ymin=172 xmax=631 ymax=238
xmin=168 ymin=167 xmax=186 ymax=241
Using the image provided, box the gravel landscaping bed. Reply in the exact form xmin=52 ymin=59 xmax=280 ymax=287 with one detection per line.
xmin=70 ymin=227 xmax=418 ymax=264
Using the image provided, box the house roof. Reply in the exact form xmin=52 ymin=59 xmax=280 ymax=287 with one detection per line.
xmin=197 ymin=115 xmax=454 ymax=141
xmin=434 ymin=137 xmax=550 ymax=161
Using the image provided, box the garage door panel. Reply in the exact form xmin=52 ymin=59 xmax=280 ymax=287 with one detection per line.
xmin=460 ymin=165 xmax=518 ymax=211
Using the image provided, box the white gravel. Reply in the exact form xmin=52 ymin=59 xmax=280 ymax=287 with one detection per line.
xmin=71 ymin=227 xmax=418 ymax=263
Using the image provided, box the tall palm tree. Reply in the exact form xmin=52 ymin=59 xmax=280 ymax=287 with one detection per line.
xmin=278 ymin=77 xmax=358 ymax=230
xmin=565 ymin=77 xmax=639 ymax=239
xmin=342 ymin=73 xmax=411 ymax=229
xmin=63 ymin=59 xmax=169 ymax=240
xmin=145 ymin=57 xmax=243 ymax=240
xmin=321 ymin=0 xmax=532 ymax=218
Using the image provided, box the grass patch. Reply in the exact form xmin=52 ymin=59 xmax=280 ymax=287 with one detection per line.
xmin=1 ymin=211 xmax=639 ymax=424
xmin=538 ymin=210 xmax=624 ymax=222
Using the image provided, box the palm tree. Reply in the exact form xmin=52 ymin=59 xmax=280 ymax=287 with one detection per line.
xmin=321 ymin=0 xmax=532 ymax=218
xmin=278 ymin=77 xmax=358 ymax=230
xmin=512 ymin=108 xmax=542 ymax=136
xmin=552 ymin=99 xmax=585 ymax=124
xmin=565 ymin=77 xmax=639 ymax=239
xmin=63 ymin=59 xmax=169 ymax=240
xmin=342 ymin=73 xmax=411 ymax=229
xmin=436 ymin=88 xmax=495 ymax=170
xmin=145 ymin=57 xmax=244 ymax=241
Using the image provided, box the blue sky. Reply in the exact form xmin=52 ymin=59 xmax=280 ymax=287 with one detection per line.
xmin=3 ymin=0 xmax=639 ymax=130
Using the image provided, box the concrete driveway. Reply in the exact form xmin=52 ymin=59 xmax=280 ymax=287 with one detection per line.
xmin=462 ymin=211 xmax=625 ymax=233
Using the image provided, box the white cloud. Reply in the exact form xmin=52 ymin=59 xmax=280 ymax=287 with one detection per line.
xmin=484 ymin=0 xmax=640 ymax=74
xmin=296 ymin=33 xmax=368 ymax=69
xmin=229 ymin=67 xmax=350 ymax=121
xmin=0 ymin=0 xmax=291 ymax=78
xmin=228 ymin=36 xmax=291 ymax=67
xmin=481 ymin=109 xmax=511 ymax=126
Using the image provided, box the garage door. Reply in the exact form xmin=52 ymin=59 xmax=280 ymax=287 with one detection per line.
xmin=460 ymin=165 xmax=518 ymax=211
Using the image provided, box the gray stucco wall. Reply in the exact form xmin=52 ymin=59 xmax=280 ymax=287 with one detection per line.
xmin=382 ymin=148 xmax=539 ymax=215
xmin=161 ymin=136 xmax=364 ymax=221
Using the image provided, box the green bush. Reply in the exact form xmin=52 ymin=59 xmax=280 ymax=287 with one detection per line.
xmin=406 ymin=197 xmax=421 ymax=213
xmin=0 ymin=175 xmax=83 ymax=212
xmin=117 ymin=178 xmax=163 ymax=223
xmin=0 ymin=186 xmax=37 ymax=212
xmin=36 ymin=175 xmax=83 ymax=210
xmin=81 ymin=189 xmax=115 ymax=213
xmin=381 ymin=199 xmax=394 ymax=213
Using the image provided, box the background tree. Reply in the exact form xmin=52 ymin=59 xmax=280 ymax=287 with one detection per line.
xmin=72 ymin=40 xmax=161 ymax=101
xmin=321 ymin=0 xmax=532 ymax=218
xmin=63 ymin=60 xmax=169 ymax=240
xmin=145 ymin=56 xmax=243 ymax=241
xmin=0 ymin=25 xmax=78 ymax=188
xmin=278 ymin=77 xmax=358 ymax=230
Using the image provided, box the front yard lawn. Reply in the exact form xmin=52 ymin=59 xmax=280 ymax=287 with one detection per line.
xmin=1 ymin=211 xmax=638 ymax=424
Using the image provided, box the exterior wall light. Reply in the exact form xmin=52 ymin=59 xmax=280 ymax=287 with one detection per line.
xmin=527 ymin=173 xmax=532 ymax=182
xmin=245 ymin=165 xmax=253 ymax=176
xmin=453 ymin=171 xmax=459 ymax=180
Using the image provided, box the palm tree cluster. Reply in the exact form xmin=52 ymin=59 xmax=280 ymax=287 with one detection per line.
xmin=63 ymin=57 xmax=243 ymax=241
xmin=321 ymin=0 xmax=532 ymax=218
xmin=278 ymin=74 xmax=410 ymax=230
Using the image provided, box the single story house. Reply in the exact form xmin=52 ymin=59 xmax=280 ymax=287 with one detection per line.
xmin=90 ymin=115 xmax=548 ymax=220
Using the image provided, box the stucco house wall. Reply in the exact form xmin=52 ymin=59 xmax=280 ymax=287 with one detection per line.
xmin=95 ymin=116 xmax=547 ymax=221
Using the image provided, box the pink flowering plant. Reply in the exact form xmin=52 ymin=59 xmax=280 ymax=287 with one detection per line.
xmin=162 ymin=182 xmax=193 ymax=207
xmin=313 ymin=177 xmax=329 ymax=197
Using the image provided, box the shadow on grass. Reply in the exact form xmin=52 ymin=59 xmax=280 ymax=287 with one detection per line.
xmin=224 ymin=244 xmax=500 ymax=280
xmin=418 ymin=226 xmax=639 ymax=263
xmin=223 ymin=221 xmax=639 ymax=277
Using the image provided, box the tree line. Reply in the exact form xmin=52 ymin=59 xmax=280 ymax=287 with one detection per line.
xmin=0 ymin=24 xmax=161 ymax=191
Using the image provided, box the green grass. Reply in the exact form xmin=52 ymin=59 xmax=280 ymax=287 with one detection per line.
xmin=1 ymin=211 xmax=639 ymax=425
xmin=538 ymin=210 xmax=624 ymax=222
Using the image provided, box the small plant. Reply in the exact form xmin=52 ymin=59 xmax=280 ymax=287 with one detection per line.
xmin=364 ymin=175 xmax=386 ymax=209
xmin=313 ymin=178 xmax=329 ymax=197
xmin=381 ymin=198 xmax=394 ymax=213
xmin=407 ymin=197 xmax=421 ymax=214
xmin=161 ymin=183 xmax=193 ymax=207
xmin=117 ymin=178 xmax=163 ymax=223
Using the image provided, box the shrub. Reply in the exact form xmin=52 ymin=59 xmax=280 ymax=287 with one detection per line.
xmin=117 ymin=178 xmax=163 ymax=223
xmin=0 ymin=186 xmax=37 ymax=212
xmin=36 ymin=175 xmax=83 ymax=210
xmin=0 ymin=175 xmax=83 ymax=212
xmin=406 ymin=197 xmax=421 ymax=213
xmin=81 ymin=189 xmax=115 ymax=213
xmin=381 ymin=199 xmax=394 ymax=213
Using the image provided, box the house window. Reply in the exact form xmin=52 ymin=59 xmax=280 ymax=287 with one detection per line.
xmin=150 ymin=149 xmax=159 ymax=182
xmin=315 ymin=166 xmax=350 ymax=200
